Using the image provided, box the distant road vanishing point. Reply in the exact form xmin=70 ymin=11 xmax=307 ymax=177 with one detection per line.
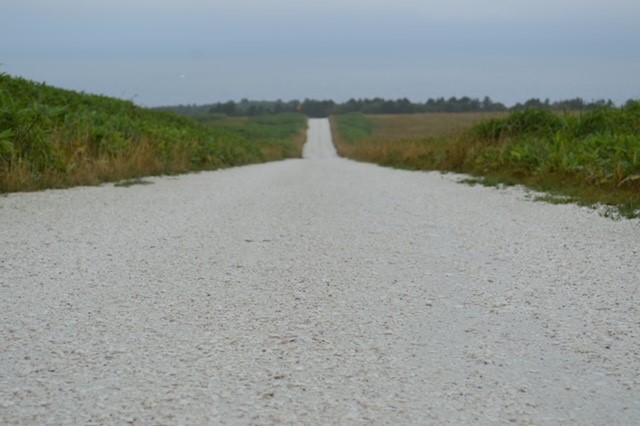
xmin=303 ymin=118 xmax=338 ymax=160
xmin=1 ymin=119 xmax=638 ymax=424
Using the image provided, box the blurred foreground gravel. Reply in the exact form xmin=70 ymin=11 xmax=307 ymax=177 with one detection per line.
xmin=1 ymin=119 xmax=639 ymax=424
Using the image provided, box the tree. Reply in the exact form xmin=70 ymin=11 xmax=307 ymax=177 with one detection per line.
xmin=220 ymin=100 xmax=236 ymax=116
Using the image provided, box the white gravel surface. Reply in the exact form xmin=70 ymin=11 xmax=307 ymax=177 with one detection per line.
xmin=1 ymin=118 xmax=639 ymax=425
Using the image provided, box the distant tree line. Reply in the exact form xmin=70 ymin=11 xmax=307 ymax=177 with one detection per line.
xmin=155 ymin=96 xmax=636 ymax=119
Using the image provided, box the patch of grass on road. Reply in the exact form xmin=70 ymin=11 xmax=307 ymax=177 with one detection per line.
xmin=114 ymin=177 xmax=154 ymax=187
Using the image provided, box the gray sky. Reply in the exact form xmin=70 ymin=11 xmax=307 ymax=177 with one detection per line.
xmin=2 ymin=0 xmax=640 ymax=106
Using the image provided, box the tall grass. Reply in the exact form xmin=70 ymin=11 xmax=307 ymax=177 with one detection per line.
xmin=0 ymin=74 xmax=306 ymax=192
xmin=469 ymin=107 xmax=640 ymax=188
xmin=332 ymin=112 xmax=505 ymax=170
xmin=332 ymin=107 xmax=640 ymax=218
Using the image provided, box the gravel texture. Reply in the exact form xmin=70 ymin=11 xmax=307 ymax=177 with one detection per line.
xmin=1 ymin=118 xmax=639 ymax=425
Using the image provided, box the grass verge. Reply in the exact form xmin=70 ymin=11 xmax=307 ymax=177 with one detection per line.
xmin=331 ymin=108 xmax=640 ymax=219
xmin=0 ymin=74 xmax=307 ymax=193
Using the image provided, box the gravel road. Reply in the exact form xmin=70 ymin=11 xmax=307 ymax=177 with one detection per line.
xmin=1 ymin=118 xmax=639 ymax=424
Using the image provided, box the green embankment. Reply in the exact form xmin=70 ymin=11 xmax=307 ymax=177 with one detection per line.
xmin=0 ymin=74 xmax=306 ymax=192
xmin=332 ymin=107 xmax=640 ymax=218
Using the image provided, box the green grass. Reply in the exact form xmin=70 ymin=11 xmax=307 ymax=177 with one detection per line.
xmin=113 ymin=177 xmax=154 ymax=187
xmin=459 ymin=177 xmax=517 ymax=188
xmin=201 ymin=113 xmax=308 ymax=161
xmin=0 ymin=74 xmax=307 ymax=192
xmin=331 ymin=107 xmax=640 ymax=219
xmin=333 ymin=112 xmax=374 ymax=144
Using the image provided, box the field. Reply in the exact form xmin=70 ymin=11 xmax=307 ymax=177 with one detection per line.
xmin=331 ymin=112 xmax=509 ymax=175
xmin=331 ymin=108 xmax=640 ymax=218
xmin=0 ymin=74 xmax=307 ymax=193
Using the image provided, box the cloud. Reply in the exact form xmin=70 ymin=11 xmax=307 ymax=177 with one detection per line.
xmin=3 ymin=0 xmax=639 ymax=105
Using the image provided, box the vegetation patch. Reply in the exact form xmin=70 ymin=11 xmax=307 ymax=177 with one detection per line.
xmin=334 ymin=113 xmax=374 ymax=144
xmin=331 ymin=106 xmax=640 ymax=219
xmin=114 ymin=178 xmax=154 ymax=187
xmin=0 ymin=74 xmax=307 ymax=193
xmin=459 ymin=177 xmax=517 ymax=188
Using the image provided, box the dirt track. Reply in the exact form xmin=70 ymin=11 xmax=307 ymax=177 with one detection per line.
xmin=1 ymin=118 xmax=638 ymax=424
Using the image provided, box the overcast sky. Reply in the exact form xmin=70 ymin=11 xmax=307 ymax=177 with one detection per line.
xmin=2 ymin=0 xmax=640 ymax=106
